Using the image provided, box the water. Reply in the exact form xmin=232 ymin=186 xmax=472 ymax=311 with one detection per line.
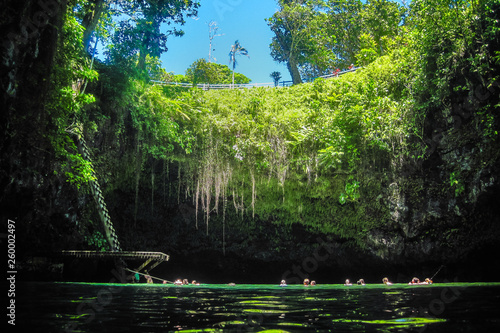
xmin=17 ymin=282 xmax=500 ymax=332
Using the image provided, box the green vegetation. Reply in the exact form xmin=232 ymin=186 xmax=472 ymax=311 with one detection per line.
xmin=267 ymin=0 xmax=406 ymax=82
xmin=184 ymin=58 xmax=251 ymax=85
xmin=176 ymin=55 xmax=410 ymax=244
xmin=105 ymin=0 xmax=199 ymax=70
xmin=8 ymin=0 xmax=499 ymax=251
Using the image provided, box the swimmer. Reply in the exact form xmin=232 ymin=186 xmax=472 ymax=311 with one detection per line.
xmin=344 ymin=279 xmax=352 ymax=286
xmin=162 ymin=280 xmax=167 ymax=284
xmin=280 ymin=280 xmax=287 ymax=287
xmin=382 ymin=277 xmax=392 ymax=285
xmin=357 ymin=279 xmax=365 ymax=285
xmin=192 ymin=280 xmax=200 ymax=285
xmin=303 ymin=279 xmax=310 ymax=286
xmin=424 ymin=278 xmax=433 ymax=284
xmin=174 ymin=279 xmax=183 ymax=285
xmin=311 ymin=280 xmax=316 ymax=286
xmin=409 ymin=277 xmax=420 ymax=285
xmin=228 ymin=282 xmax=236 ymax=286
xmin=144 ymin=271 xmax=153 ymax=284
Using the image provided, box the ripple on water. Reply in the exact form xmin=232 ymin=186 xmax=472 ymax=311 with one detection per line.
xmin=17 ymin=282 xmax=500 ymax=332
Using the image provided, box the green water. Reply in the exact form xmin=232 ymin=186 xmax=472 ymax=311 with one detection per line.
xmin=17 ymin=282 xmax=500 ymax=332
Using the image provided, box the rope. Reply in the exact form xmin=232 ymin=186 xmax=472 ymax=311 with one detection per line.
xmin=431 ymin=265 xmax=445 ymax=280
xmin=124 ymin=268 xmax=174 ymax=284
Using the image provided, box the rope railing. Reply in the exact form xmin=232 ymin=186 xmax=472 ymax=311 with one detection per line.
xmin=315 ymin=67 xmax=358 ymax=80
xmin=124 ymin=268 xmax=174 ymax=284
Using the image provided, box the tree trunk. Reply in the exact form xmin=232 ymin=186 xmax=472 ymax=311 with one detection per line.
xmin=138 ymin=20 xmax=161 ymax=72
xmin=287 ymin=54 xmax=303 ymax=85
xmin=138 ymin=50 xmax=147 ymax=72
xmin=81 ymin=0 xmax=106 ymax=52
xmin=269 ymin=24 xmax=302 ymax=85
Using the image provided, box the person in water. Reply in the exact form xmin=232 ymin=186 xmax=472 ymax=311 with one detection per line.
xmin=174 ymin=279 xmax=183 ymax=285
xmin=303 ymin=279 xmax=310 ymax=286
xmin=409 ymin=277 xmax=421 ymax=284
xmin=357 ymin=279 xmax=365 ymax=285
xmin=344 ymin=279 xmax=352 ymax=286
xmin=383 ymin=277 xmax=392 ymax=285
xmin=310 ymin=280 xmax=316 ymax=286
xmin=424 ymin=278 xmax=433 ymax=284
xmin=280 ymin=280 xmax=287 ymax=287
xmin=144 ymin=271 xmax=153 ymax=284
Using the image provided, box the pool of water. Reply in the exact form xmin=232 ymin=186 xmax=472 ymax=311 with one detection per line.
xmin=17 ymin=282 xmax=500 ymax=332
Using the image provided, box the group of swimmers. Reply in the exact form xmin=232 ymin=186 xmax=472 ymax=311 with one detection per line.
xmin=136 ymin=270 xmax=199 ymax=285
xmin=343 ymin=279 xmax=366 ymax=286
xmin=279 ymin=279 xmax=318 ymax=287
xmin=278 ymin=277 xmax=433 ymax=286
xmin=138 ymin=271 xmax=432 ymax=286
xmin=173 ymin=279 xmax=200 ymax=285
xmin=408 ymin=277 xmax=433 ymax=285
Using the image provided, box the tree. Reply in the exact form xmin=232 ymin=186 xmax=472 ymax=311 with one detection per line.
xmin=267 ymin=0 xmax=330 ymax=84
xmin=185 ymin=58 xmax=251 ymax=85
xmin=360 ymin=0 xmax=405 ymax=57
xmin=80 ymin=0 xmax=109 ymax=52
xmin=186 ymin=58 xmax=218 ymax=85
xmin=322 ymin=0 xmax=364 ymax=69
xmin=228 ymin=40 xmax=250 ymax=86
xmin=107 ymin=0 xmax=200 ymax=71
xmin=267 ymin=0 xmax=405 ymax=79
xmin=270 ymin=71 xmax=282 ymax=87
xmin=267 ymin=1 xmax=304 ymax=84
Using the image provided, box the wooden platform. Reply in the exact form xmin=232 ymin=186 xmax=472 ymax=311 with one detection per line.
xmin=60 ymin=250 xmax=169 ymax=261
xmin=60 ymin=250 xmax=170 ymax=274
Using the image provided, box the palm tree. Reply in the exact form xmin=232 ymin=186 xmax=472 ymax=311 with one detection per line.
xmin=228 ymin=40 xmax=249 ymax=87
xmin=270 ymin=71 xmax=282 ymax=87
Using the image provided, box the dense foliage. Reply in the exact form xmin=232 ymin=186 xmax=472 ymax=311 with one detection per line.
xmin=184 ymin=58 xmax=251 ymax=85
xmin=5 ymin=0 xmax=498 ymax=254
xmin=267 ymin=0 xmax=406 ymax=82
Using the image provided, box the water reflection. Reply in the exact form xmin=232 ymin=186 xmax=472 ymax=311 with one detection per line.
xmin=18 ymin=282 xmax=500 ymax=332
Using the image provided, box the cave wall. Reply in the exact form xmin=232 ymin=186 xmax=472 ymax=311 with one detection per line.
xmin=1 ymin=0 xmax=86 ymax=256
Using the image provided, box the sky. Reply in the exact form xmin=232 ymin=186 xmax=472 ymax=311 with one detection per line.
xmin=160 ymin=0 xmax=292 ymax=84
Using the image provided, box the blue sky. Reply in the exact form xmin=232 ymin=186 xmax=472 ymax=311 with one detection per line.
xmin=160 ymin=0 xmax=292 ymax=84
